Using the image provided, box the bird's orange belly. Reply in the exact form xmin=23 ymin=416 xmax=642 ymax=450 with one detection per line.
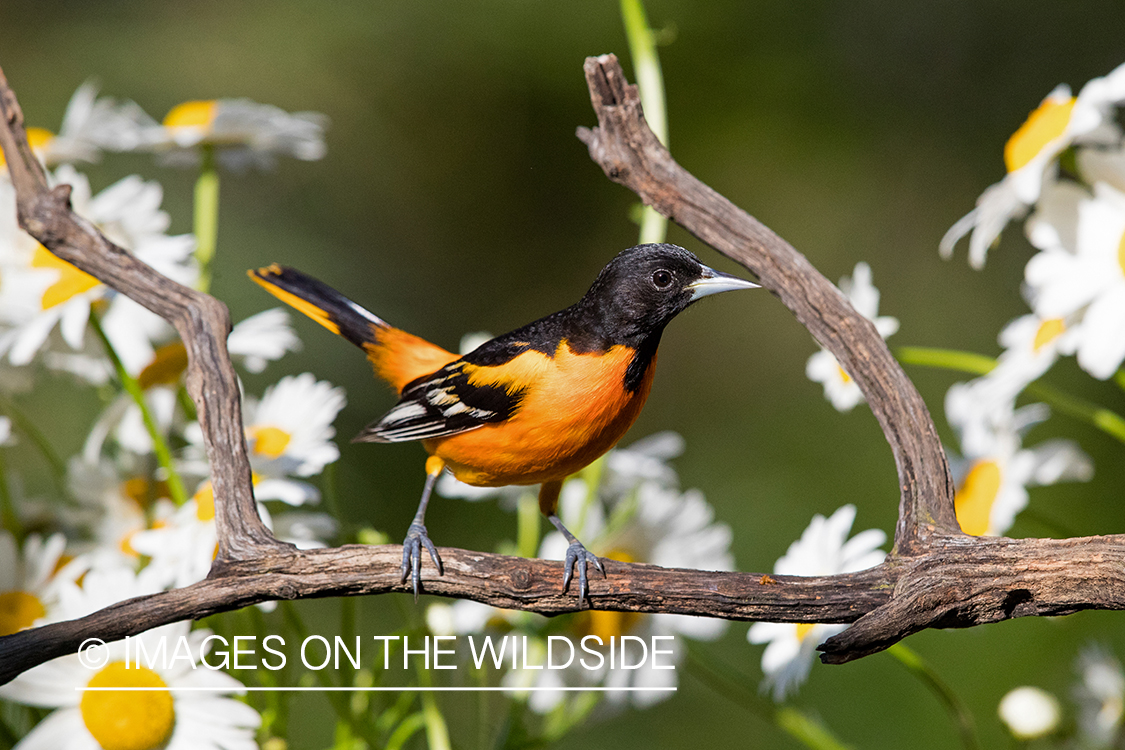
xmin=425 ymin=344 xmax=655 ymax=487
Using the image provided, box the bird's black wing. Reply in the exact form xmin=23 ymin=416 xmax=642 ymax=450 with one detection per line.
xmin=353 ymin=359 xmax=526 ymax=443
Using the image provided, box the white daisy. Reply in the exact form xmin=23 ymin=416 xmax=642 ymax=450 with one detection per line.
xmin=88 ymin=309 xmax=301 ymax=457
xmin=941 ymin=62 xmax=1125 ymax=268
xmin=242 ymin=373 xmax=345 ymax=479
xmin=64 ymin=456 xmax=176 ymax=567
xmin=269 ymin=510 xmax=338 ymax=550
xmin=998 ymin=686 xmax=1061 ymax=740
xmin=1077 ymin=145 xmax=1125 ymax=193
xmin=0 ymin=530 xmax=76 ymax=636
xmin=129 ymin=485 xmax=219 ymax=589
xmin=155 ymin=98 xmax=328 ymax=170
xmin=134 ymin=374 xmax=345 ymax=587
xmin=945 ymin=382 xmax=1093 ymax=536
xmin=511 ymin=475 xmax=732 ymax=712
xmin=1024 ymin=180 xmax=1125 ymax=379
xmin=0 ymin=565 xmax=260 ymax=750
xmin=430 ymin=434 xmax=729 ymax=713
xmin=1074 ymin=644 xmax=1125 ymax=747
xmin=0 ymin=166 xmax=197 ymax=372
xmin=0 ymin=82 xmax=159 ymax=169
xmin=747 ymin=504 xmax=886 ymax=702
xmin=806 ymin=262 xmax=899 ymax=411
xmin=0 ymin=415 xmax=12 ymax=445
xmin=226 ymin=308 xmax=302 ymax=373
xmin=0 ymin=127 xmax=73 ymax=169
xmin=130 ymin=479 xmax=335 ymax=590
xmin=426 ymin=599 xmax=500 ymax=639
xmin=980 ymin=312 xmax=1082 ymax=403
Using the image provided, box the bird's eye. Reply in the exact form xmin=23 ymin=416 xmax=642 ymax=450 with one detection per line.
xmin=651 ymin=269 xmax=673 ymax=290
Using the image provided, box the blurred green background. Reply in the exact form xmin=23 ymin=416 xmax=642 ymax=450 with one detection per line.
xmin=4 ymin=0 xmax=1125 ymax=747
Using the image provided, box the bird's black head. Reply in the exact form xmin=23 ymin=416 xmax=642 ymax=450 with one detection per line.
xmin=577 ymin=243 xmax=758 ymax=346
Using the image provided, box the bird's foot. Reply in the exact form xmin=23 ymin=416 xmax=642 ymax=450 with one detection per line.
xmin=561 ymin=540 xmax=605 ymax=608
xmin=401 ymin=523 xmax=443 ymax=601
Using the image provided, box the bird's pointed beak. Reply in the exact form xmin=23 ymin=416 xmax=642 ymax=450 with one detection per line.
xmin=688 ymin=265 xmax=760 ymax=300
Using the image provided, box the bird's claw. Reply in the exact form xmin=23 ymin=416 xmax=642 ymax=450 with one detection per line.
xmin=561 ymin=540 xmax=605 ymax=608
xmin=400 ymin=523 xmax=443 ymax=601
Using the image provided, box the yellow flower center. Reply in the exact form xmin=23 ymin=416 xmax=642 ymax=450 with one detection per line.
xmin=1032 ymin=318 xmax=1066 ymax=352
xmin=836 ymin=365 xmax=852 ymax=384
xmin=1118 ymin=229 xmax=1125 ymax=278
xmin=954 ymin=460 xmax=1002 ymax=536
xmin=250 ymin=426 xmax=292 ymax=459
xmin=80 ymin=661 xmax=176 ymax=750
xmin=795 ymin=622 xmax=816 ymax=643
xmin=163 ymin=100 xmax=217 ymax=131
xmin=30 ymin=244 xmax=101 ymax=310
xmin=1004 ymin=96 xmax=1076 ymax=173
xmin=0 ymin=590 xmax=46 ymax=636
xmin=194 ymin=472 xmax=263 ymax=523
xmin=138 ymin=342 xmax=189 ymax=390
xmin=194 ymin=482 xmax=216 ymax=522
xmin=121 ymin=477 xmax=171 ymax=510
xmin=582 ymin=609 xmax=644 ymax=641
xmin=0 ymin=127 xmax=54 ymax=167
xmin=575 ymin=551 xmax=642 ymax=640
xmin=119 ymin=530 xmax=141 ymax=558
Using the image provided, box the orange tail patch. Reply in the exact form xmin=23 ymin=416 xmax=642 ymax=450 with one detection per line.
xmin=249 ymin=264 xmax=457 ymax=392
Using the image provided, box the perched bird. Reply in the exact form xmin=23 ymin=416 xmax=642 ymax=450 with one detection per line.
xmin=250 ymin=243 xmax=757 ymax=604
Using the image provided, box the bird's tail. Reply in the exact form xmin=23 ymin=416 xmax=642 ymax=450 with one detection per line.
xmin=249 ymin=264 xmax=457 ymax=392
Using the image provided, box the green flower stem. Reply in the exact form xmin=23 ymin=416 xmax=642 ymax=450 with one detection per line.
xmin=193 ymin=144 xmax=220 ymax=293
xmin=249 ymin=607 xmax=290 ymax=744
xmin=280 ymin=602 xmax=378 ymax=746
xmin=0 ymin=394 xmax=68 ymax=494
xmin=374 ymin=691 xmax=415 ymax=736
xmin=340 ymin=596 xmax=357 ymax=686
xmin=575 ymin=453 xmax=607 ymax=538
xmin=896 ymin=346 xmax=996 ymax=376
xmin=775 ymin=708 xmax=855 ymax=750
xmin=517 ymin=491 xmax=540 ymax=559
xmin=0 ymin=451 xmax=22 ymax=541
xmin=620 ymin=0 xmax=669 ymax=245
xmin=886 ymin=643 xmax=980 ymax=750
xmin=476 ymin=677 xmax=490 ymax=750
xmin=176 ymin=385 xmax=197 ymax=423
xmin=416 ymin=664 xmax=452 ymax=750
xmin=685 ymin=646 xmax=853 ymax=750
xmin=1026 ymin=380 xmax=1125 ymax=444
xmin=542 ymin=691 xmax=600 ymax=743
xmin=384 ymin=712 xmax=425 ymax=750
xmin=88 ymin=310 xmax=188 ymax=506
xmin=897 ymin=346 xmax=1125 ymax=445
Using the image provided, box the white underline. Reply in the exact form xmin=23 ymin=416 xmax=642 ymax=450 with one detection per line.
xmin=76 ymin=686 xmax=676 ymax=692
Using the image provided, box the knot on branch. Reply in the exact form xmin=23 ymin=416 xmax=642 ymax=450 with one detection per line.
xmin=820 ymin=534 xmax=1125 ymax=662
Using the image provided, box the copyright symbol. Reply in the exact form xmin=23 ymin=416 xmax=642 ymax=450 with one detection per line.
xmin=77 ymin=638 xmax=109 ymax=669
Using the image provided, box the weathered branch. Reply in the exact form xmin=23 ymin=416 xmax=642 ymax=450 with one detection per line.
xmin=0 ymin=66 xmax=277 ymax=562
xmin=575 ymin=54 xmax=959 ymax=551
xmin=0 ymin=55 xmax=1122 ymax=686
xmin=0 ymin=545 xmax=894 ymax=682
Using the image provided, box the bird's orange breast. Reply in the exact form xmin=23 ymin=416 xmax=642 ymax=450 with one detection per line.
xmin=424 ymin=341 xmax=656 ymax=486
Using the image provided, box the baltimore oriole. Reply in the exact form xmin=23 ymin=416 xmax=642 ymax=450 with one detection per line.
xmin=250 ymin=243 xmax=757 ymax=604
